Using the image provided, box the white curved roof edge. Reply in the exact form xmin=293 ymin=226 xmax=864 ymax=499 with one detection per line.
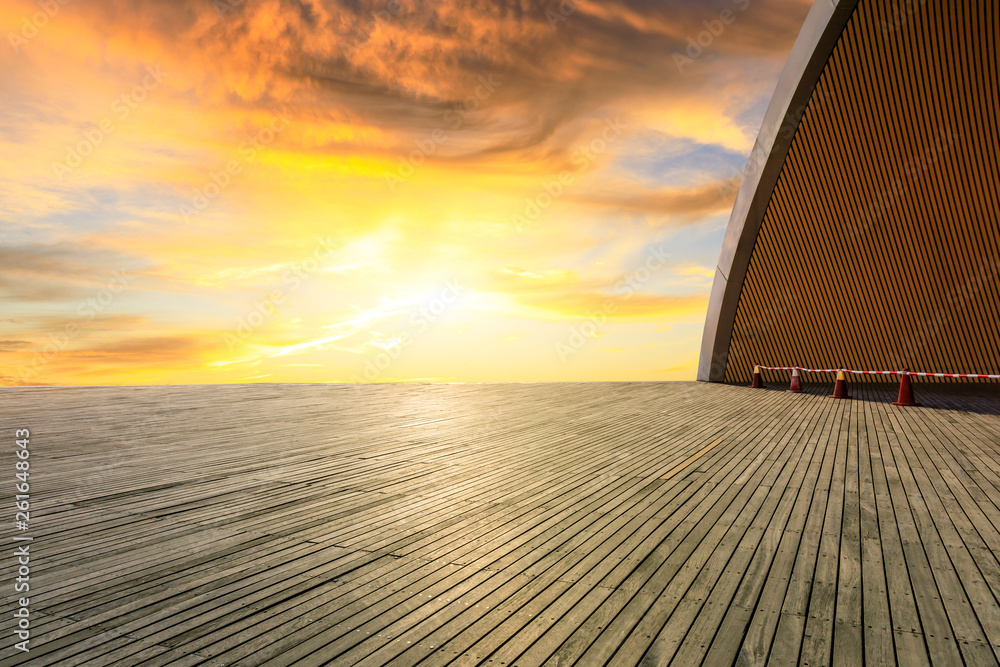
xmin=697 ymin=0 xmax=861 ymax=382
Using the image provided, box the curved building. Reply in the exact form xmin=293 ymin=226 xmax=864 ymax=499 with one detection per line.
xmin=698 ymin=0 xmax=1000 ymax=384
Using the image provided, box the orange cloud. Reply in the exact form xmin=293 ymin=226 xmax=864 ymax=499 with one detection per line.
xmin=0 ymin=0 xmax=812 ymax=384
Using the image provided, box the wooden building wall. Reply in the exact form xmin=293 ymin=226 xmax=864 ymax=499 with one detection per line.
xmin=725 ymin=0 xmax=1000 ymax=385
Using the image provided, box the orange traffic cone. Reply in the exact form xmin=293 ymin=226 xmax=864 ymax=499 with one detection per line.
xmin=788 ymin=367 xmax=803 ymax=393
xmin=830 ymin=369 xmax=851 ymax=399
xmin=893 ymin=370 xmax=921 ymax=407
xmin=750 ymin=365 xmax=766 ymax=389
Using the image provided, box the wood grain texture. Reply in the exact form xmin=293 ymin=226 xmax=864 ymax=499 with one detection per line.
xmin=725 ymin=0 xmax=1000 ymax=385
xmin=2 ymin=381 xmax=1000 ymax=666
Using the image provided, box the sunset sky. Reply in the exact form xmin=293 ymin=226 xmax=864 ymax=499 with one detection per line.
xmin=0 ymin=0 xmax=812 ymax=385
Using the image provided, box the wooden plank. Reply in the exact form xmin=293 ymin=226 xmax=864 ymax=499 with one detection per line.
xmin=658 ymin=439 xmax=724 ymax=480
xmin=1 ymin=382 xmax=999 ymax=666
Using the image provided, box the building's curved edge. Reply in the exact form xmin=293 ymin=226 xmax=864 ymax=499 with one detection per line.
xmin=697 ymin=0 xmax=860 ymax=382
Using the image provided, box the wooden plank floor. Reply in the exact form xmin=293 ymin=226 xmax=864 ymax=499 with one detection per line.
xmin=2 ymin=381 xmax=1000 ymax=666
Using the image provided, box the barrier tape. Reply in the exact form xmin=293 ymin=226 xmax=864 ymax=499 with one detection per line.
xmin=757 ymin=365 xmax=1000 ymax=379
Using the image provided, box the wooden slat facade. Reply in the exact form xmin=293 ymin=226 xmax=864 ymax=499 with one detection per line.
xmin=725 ymin=0 xmax=1000 ymax=385
xmin=3 ymin=382 xmax=1000 ymax=665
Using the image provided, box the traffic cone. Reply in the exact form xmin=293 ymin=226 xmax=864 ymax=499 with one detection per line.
xmin=750 ymin=365 xmax=766 ymax=389
xmin=830 ymin=370 xmax=851 ymax=399
xmin=893 ymin=370 xmax=921 ymax=407
xmin=788 ymin=367 xmax=803 ymax=393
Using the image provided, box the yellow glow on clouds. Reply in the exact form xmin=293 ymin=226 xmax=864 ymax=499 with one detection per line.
xmin=0 ymin=0 xmax=811 ymax=385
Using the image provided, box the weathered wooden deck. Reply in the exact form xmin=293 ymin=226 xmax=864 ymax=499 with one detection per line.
xmin=2 ymin=381 xmax=1000 ymax=666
